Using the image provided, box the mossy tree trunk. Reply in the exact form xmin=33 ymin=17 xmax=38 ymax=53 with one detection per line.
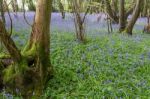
xmin=0 ymin=0 xmax=53 ymax=97
xmin=27 ymin=0 xmax=53 ymax=87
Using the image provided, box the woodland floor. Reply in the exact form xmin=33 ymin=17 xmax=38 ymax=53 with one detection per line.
xmin=0 ymin=12 xmax=150 ymax=98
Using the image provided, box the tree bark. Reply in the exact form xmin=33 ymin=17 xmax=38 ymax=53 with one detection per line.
xmin=11 ymin=0 xmax=19 ymax=12
xmin=0 ymin=20 xmax=21 ymax=62
xmin=125 ymin=6 xmax=135 ymax=20
xmin=28 ymin=0 xmax=53 ymax=88
xmin=111 ymin=0 xmax=118 ymax=15
xmin=27 ymin=0 xmax=36 ymax=11
xmin=119 ymin=0 xmax=126 ymax=32
xmin=142 ymin=0 xmax=149 ymax=17
xmin=143 ymin=13 xmax=150 ymax=33
xmin=59 ymin=1 xmax=65 ymax=19
xmin=104 ymin=0 xmax=119 ymax=23
xmin=0 ymin=0 xmax=6 ymax=24
xmin=72 ymin=0 xmax=86 ymax=42
xmin=125 ymin=0 xmax=143 ymax=35
xmin=0 ymin=0 xmax=53 ymax=97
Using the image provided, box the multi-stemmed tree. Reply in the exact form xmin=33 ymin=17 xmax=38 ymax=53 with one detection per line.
xmin=0 ymin=0 xmax=53 ymax=98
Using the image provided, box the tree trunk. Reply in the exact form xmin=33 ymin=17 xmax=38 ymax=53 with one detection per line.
xmin=27 ymin=0 xmax=36 ymax=11
xmin=125 ymin=6 xmax=135 ymax=20
xmin=11 ymin=0 xmax=19 ymax=12
xmin=104 ymin=0 xmax=119 ymax=23
xmin=125 ymin=0 xmax=143 ymax=35
xmin=119 ymin=0 xmax=126 ymax=32
xmin=0 ymin=0 xmax=53 ymax=97
xmin=26 ymin=0 xmax=53 ymax=92
xmin=142 ymin=0 xmax=149 ymax=17
xmin=111 ymin=0 xmax=118 ymax=15
xmin=0 ymin=20 xmax=21 ymax=62
xmin=59 ymin=1 xmax=65 ymax=19
xmin=0 ymin=0 xmax=6 ymax=24
xmin=72 ymin=0 xmax=86 ymax=42
xmin=143 ymin=12 xmax=150 ymax=33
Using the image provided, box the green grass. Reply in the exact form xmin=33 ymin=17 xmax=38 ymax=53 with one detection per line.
xmin=1 ymin=31 xmax=150 ymax=98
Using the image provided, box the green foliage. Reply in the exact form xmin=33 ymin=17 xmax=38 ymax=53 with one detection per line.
xmin=43 ymin=32 xmax=150 ymax=98
xmin=0 ymin=54 xmax=10 ymax=59
xmin=26 ymin=0 xmax=36 ymax=11
xmin=3 ymin=64 xmax=16 ymax=83
xmin=21 ymin=41 xmax=36 ymax=57
xmin=1 ymin=31 xmax=150 ymax=98
xmin=2 ymin=56 xmax=28 ymax=84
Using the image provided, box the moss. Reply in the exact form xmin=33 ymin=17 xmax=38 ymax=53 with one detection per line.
xmin=0 ymin=53 xmax=10 ymax=75
xmin=3 ymin=58 xmax=28 ymax=84
xmin=18 ymin=58 xmax=29 ymax=74
xmin=0 ymin=53 xmax=10 ymax=59
xmin=21 ymin=42 xmax=37 ymax=57
xmin=0 ymin=62 xmax=4 ymax=70
xmin=0 ymin=62 xmax=4 ymax=76
xmin=22 ymin=41 xmax=30 ymax=53
xmin=3 ymin=64 xmax=16 ymax=83
xmin=0 ymin=52 xmax=29 ymax=83
xmin=2 ymin=41 xmax=51 ymax=96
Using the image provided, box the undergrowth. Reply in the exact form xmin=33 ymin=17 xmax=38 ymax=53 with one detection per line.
xmin=45 ymin=32 xmax=150 ymax=98
xmin=1 ymin=31 xmax=150 ymax=98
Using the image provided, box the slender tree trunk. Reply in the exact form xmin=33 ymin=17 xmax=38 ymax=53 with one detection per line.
xmin=59 ymin=1 xmax=65 ymax=19
xmin=27 ymin=0 xmax=36 ymax=11
xmin=111 ymin=0 xmax=118 ymax=15
xmin=143 ymin=11 xmax=150 ymax=33
xmin=142 ymin=0 xmax=148 ymax=17
xmin=125 ymin=0 xmax=143 ymax=35
xmin=0 ymin=0 xmax=6 ymax=24
xmin=0 ymin=20 xmax=21 ymax=62
xmin=72 ymin=0 xmax=86 ymax=42
xmin=119 ymin=0 xmax=126 ymax=32
xmin=104 ymin=0 xmax=119 ymax=23
xmin=11 ymin=0 xmax=19 ymax=12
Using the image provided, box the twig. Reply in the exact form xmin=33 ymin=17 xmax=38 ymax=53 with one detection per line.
xmin=22 ymin=0 xmax=32 ymax=26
